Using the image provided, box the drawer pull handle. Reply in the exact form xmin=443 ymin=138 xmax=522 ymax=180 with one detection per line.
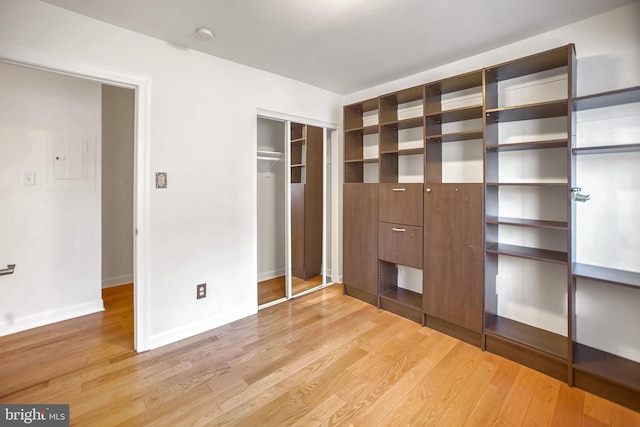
xmin=392 ymin=188 xmax=406 ymax=192
xmin=392 ymin=228 xmax=406 ymax=232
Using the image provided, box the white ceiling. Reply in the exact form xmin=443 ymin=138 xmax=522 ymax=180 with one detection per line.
xmin=41 ymin=0 xmax=636 ymax=94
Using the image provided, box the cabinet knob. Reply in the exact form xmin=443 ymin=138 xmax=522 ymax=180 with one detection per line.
xmin=426 ymin=188 xmax=432 ymax=193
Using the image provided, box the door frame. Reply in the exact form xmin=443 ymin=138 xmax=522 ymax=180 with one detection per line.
xmin=256 ymin=109 xmax=338 ymax=307
xmin=0 ymin=43 xmax=152 ymax=351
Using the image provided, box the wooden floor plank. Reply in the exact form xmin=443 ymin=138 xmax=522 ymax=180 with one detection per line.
xmin=0 ymin=283 xmax=638 ymax=426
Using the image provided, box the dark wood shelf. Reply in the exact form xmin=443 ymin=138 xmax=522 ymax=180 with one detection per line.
xmin=345 ymin=124 xmax=379 ymax=135
xmin=486 ymin=139 xmax=568 ymax=152
xmin=485 ymin=315 xmax=567 ymax=360
xmin=486 ymin=243 xmax=567 ymax=264
xmin=486 ymin=182 xmax=567 ymax=187
xmin=573 ymin=86 xmax=640 ymax=111
xmin=486 ymin=100 xmax=568 ymax=122
xmin=379 ymin=287 xmax=422 ymax=311
xmin=344 ymin=157 xmax=379 ymax=164
xmin=425 ymin=104 xmax=483 ymax=124
xmin=426 ymin=130 xmax=483 ymax=143
xmin=380 ymin=116 xmax=423 ymax=129
xmin=573 ymin=263 xmax=640 ymax=290
xmin=427 ymin=70 xmax=483 ymax=95
xmin=485 ymin=44 xmax=573 ymax=81
xmin=380 ymin=85 xmax=424 ymax=104
xmin=572 ymin=143 xmax=640 ymax=155
xmin=486 ymin=216 xmax=567 ymax=230
xmin=380 ymin=147 xmax=423 ymax=156
xmin=573 ymin=343 xmax=640 ymax=392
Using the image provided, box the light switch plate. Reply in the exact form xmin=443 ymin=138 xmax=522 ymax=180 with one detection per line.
xmin=155 ymin=172 xmax=167 ymax=189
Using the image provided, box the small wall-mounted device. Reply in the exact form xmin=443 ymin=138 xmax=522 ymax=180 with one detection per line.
xmin=196 ymin=283 xmax=206 ymax=299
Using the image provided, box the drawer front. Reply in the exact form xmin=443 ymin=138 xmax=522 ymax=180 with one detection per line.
xmin=378 ymin=222 xmax=423 ymax=269
xmin=378 ymin=183 xmax=423 ymax=226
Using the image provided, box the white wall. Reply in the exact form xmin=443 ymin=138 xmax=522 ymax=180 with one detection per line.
xmin=257 ymin=118 xmax=285 ymax=282
xmin=0 ymin=62 xmax=103 ymax=335
xmin=344 ymin=3 xmax=640 ymax=362
xmin=102 ymin=85 xmax=134 ymax=288
xmin=0 ymin=0 xmax=341 ymax=348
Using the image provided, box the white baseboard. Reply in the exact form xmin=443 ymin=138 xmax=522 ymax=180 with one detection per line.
xmin=0 ymin=299 xmax=105 ymax=337
xmin=102 ymin=274 xmax=134 ymax=289
xmin=258 ymin=268 xmax=285 ymax=282
xmin=148 ymin=305 xmax=256 ymax=350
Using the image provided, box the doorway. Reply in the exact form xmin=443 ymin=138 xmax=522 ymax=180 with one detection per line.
xmin=256 ymin=114 xmax=336 ymax=308
xmin=0 ymin=45 xmax=150 ymax=351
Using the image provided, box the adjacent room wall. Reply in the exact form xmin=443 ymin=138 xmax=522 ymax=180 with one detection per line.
xmin=0 ymin=62 xmax=102 ymax=335
xmin=102 ymin=85 xmax=134 ymax=288
xmin=0 ymin=0 xmax=341 ymax=347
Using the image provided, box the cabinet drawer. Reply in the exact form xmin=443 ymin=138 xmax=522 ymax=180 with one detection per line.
xmin=378 ymin=222 xmax=423 ymax=269
xmin=379 ymin=183 xmax=423 ymax=226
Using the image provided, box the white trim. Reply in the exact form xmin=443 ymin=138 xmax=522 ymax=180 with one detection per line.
xmin=284 ymin=120 xmax=292 ymax=300
xmin=0 ymin=42 xmax=151 ymax=352
xmin=257 ymin=108 xmax=337 ymax=130
xmin=102 ymin=274 xmax=134 ymax=289
xmin=149 ymin=305 xmax=255 ymax=350
xmin=258 ymin=297 xmax=288 ymax=311
xmin=0 ymin=300 xmax=104 ymax=338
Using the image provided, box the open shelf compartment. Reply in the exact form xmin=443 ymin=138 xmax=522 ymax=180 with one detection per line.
xmin=485 ymin=314 xmax=567 ymax=360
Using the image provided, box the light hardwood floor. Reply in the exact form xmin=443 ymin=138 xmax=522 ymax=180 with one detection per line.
xmin=258 ymin=275 xmax=324 ymax=306
xmin=1 ymin=283 xmax=639 ymax=426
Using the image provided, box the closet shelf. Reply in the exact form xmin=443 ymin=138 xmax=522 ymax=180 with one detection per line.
xmin=486 ymin=243 xmax=567 ymax=264
xmin=425 ymin=104 xmax=483 ymax=123
xmin=257 ymin=150 xmax=283 ymax=161
xmin=573 ymin=86 xmax=640 ymax=111
xmin=486 ymin=182 xmax=567 ymax=187
xmin=380 ymin=148 xmax=423 ymax=156
xmin=345 ymin=157 xmax=379 ymax=164
xmin=380 ymin=116 xmax=423 ymax=130
xmin=572 ymin=144 xmax=640 ymax=155
xmin=486 ymin=99 xmax=568 ymax=122
xmin=426 ymin=130 xmax=483 ymax=143
xmin=485 ymin=315 xmax=568 ymax=360
xmin=486 ymin=139 xmax=568 ymax=152
xmin=486 ymin=216 xmax=567 ymax=230
xmin=573 ymin=263 xmax=640 ymax=289
xmin=345 ymin=124 xmax=379 ymax=135
xmin=573 ymin=343 xmax=640 ymax=392
xmin=379 ymin=287 xmax=422 ymax=311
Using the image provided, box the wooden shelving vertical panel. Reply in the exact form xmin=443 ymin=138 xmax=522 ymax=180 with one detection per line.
xmin=343 ymin=183 xmax=379 ymax=298
xmin=302 ymin=125 xmax=324 ymax=280
xmin=290 ymin=183 xmax=305 ymax=279
xmin=424 ymin=184 xmax=484 ymax=334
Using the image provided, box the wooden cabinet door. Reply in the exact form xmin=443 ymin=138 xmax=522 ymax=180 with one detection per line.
xmin=424 ymin=183 xmax=483 ymax=332
xmin=343 ymin=183 xmax=378 ymax=296
xmin=291 ymin=183 xmax=305 ymax=279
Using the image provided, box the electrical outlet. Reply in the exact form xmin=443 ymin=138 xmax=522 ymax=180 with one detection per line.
xmin=197 ymin=283 xmax=206 ymax=299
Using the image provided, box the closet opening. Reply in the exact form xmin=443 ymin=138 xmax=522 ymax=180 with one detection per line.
xmin=256 ymin=115 xmax=335 ymax=308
